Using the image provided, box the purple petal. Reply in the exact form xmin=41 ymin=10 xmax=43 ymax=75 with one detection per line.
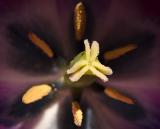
xmin=82 ymin=88 xmax=138 ymax=129
xmin=0 ymin=0 xmax=78 ymax=80
xmin=87 ymin=0 xmax=160 ymax=41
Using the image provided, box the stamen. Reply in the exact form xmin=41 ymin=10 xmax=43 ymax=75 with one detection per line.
xmin=22 ymin=84 xmax=52 ymax=104
xmin=104 ymin=44 xmax=137 ymax=61
xmin=74 ymin=2 xmax=86 ymax=41
xmin=28 ymin=32 xmax=54 ymax=58
xmin=72 ymin=101 xmax=83 ymax=127
xmin=67 ymin=40 xmax=113 ymax=82
xmin=104 ymin=88 xmax=135 ymax=104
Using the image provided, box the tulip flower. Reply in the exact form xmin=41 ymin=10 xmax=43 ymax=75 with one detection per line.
xmin=0 ymin=0 xmax=160 ymax=129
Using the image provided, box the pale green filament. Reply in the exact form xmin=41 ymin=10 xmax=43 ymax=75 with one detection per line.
xmin=67 ymin=39 xmax=113 ymax=82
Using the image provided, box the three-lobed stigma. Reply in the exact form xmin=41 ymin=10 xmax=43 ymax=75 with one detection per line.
xmin=67 ymin=39 xmax=113 ymax=82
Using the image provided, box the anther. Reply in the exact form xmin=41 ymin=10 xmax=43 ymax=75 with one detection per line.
xmin=104 ymin=44 xmax=137 ymax=61
xmin=104 ymin=88 xmax=135 ymax=104
xmin=72 ymin=101 xmax=83 ymax=127
xmin=74 ymin=2 xmax=86 ymax=41
xmin=28 ymin=32 xmax=54 ymax=58
xmin=22 ymin=84 xmax=52 ymax=104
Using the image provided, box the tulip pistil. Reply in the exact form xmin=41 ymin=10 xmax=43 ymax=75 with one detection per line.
xmin=67 ymin=39 xmax=113 ymax=82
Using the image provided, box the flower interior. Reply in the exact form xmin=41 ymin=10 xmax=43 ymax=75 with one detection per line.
xmin=14 ymin=1 xmax=142 ymax=127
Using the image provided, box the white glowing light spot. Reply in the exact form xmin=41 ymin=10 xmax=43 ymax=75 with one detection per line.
xmin=34 ymin=103 xmax=59 ymax=129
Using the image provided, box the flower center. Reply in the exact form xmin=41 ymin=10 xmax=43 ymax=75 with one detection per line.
xmin=65 ymin=39 xmax=113 ymax=86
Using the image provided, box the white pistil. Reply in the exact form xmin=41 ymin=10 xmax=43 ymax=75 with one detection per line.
xmin=69 ymin=66 xmax=89 ymax=82
xmin=67 ymin=60 xmax=87 ymax=74
xmin=67 ymin=39 xmax=113 ymax=82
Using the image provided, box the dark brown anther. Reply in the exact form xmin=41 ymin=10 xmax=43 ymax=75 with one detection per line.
xmin=74 ymin=2 xmax=86 ymax=41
